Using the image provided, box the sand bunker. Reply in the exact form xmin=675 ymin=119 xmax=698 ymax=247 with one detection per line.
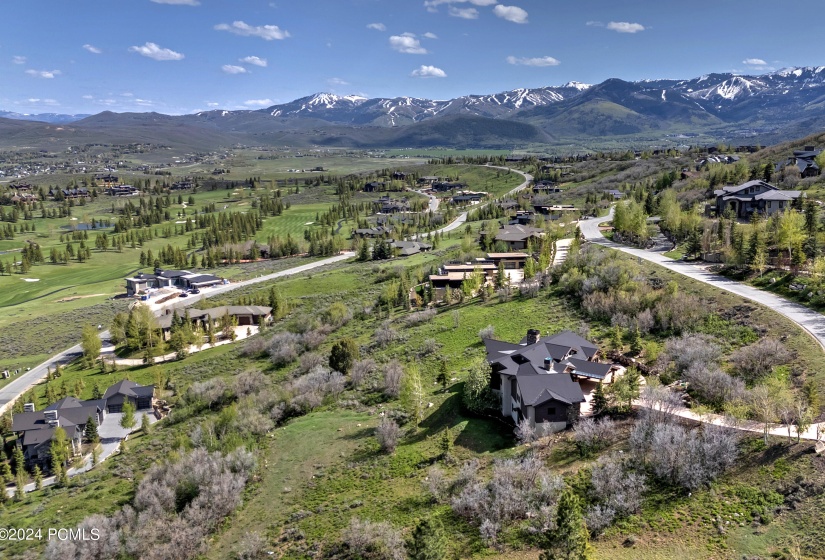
xmin=22 ymin=278 xmax=40 ymax=282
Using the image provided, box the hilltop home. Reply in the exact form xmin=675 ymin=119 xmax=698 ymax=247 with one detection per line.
xmin=11 ymin=380 xmax=154 ymax=470
xmin=714 ymin=180 xmax=802 ymax=218
xmin=775 ymin=146 xmax=822 ymax=178
xmin=484 ymin=329 xmax=615 ymax=430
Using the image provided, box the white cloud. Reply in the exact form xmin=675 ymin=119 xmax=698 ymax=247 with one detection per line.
xmin=743 ymin=58 xmax=768 ymax=66
xmin=82 ymin=94 xmax=94 ymax=100
xmin=83 ymin=44 xmax=102 ymax=54
xmin=214 ymin=21 xmax=290 ymax=40
xmin=585 ymin=20 xmax=604 ymax=27
xmin=206 ymin=102 xmax=220 ymax=107
xmin=222 ymin=64 xmax=248 ymax=74
xmin=367 ymin=23 xmax=386 ymax=31
xmin=240 ymin=55 xmax=267 ymax=67
xmin=493 ymin=4 xmax=528 ymax=24
xmin=328 ymin=77 xmax=350 ymax=86
xmin=243 ymin=99 xmax=274 ymax=107
xmin=606 ymin=21 xmax=645 ymax=33
xmin=389 ymin=35 xmax=428 ymax=54
xmin=128 ymin=42 xmax=185 ymax=61
xmin=12 ymin=56 xmax=26 ymax=65
xmin=411 ymin=65 xmax=447 ymax=78
xmin=150 ymin=0 xmax=200 ymax=5
xmin=423 ymin=32 xmax=438 ymax=39
xmin=506 ymin=55 xmax=560 ymax=67
xmin=25 ymin=69 xmax=61 ymax=78
xmin=121 ymin=92 xmax=135 ymax=97
xmin=449 ymin=6 xmax=478 ymax=19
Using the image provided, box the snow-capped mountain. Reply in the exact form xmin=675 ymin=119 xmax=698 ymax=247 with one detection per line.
xmin=6 ymin=66 xmax=825 ymax=150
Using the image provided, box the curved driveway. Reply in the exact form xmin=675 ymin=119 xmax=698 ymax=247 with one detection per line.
xmin=578 ymin=209 xmax=825 ymax=350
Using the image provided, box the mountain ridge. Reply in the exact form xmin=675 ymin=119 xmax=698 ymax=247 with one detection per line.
xmin=4 ymin=66 xmax=825 ymax=149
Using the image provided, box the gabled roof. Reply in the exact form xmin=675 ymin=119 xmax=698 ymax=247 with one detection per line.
xmin=565 ymin=357 xmax=612 ymax=380
xmin=103 ymin=380 xmax=154 ymax=401
xmin=714 ymin=180 xmax=775 ymax=195
xmin=515 ymin=371 xmax=585 ymax=406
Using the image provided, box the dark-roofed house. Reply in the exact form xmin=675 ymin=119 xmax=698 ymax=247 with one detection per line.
xmin=776 ymin=146 xmax=822 ymax=178
xmin=125 ymin=268 xmax=223 ymax=296
xmin=484 ymin=329 xmax=615 ymax=431
xmin=352 ymin=226 xmax=392 ymax=238
xmin=363 ymin=181 xmax=385 ymax=193
xmin=102 ymin=380 xmax=154 ymax=413
xmin=714 ymin=180 xmax=802 ymax=218
xmin=11 ymin=380 xmax=153 ymax=470
xmin=389 ymin=240 xmax=432 ymax=257
xmin=494 ymin=224 xmax=545 ymax=251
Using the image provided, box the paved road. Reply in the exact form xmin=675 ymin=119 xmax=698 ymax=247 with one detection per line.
xmin=578 ymin=209 xmax=825 ymax=350
xmin=411 ymin=165 xmax=533 ymax=240
xmin=0 ymin=252 xmax=355 ymax=415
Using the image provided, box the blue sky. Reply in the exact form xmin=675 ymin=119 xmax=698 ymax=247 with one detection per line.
xmin=3 ymin=0 xmax=824 ymax=115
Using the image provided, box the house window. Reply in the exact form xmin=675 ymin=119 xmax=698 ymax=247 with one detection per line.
xmin=547 ymin=407 xmax=557 ymax=416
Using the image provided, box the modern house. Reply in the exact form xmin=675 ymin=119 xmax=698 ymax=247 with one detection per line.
xmin=484 ymin=329 xmax=615 ymax=431
xmin=11 ymin=380 xmax=154 ymax=470
xmin=157 ymin=305 xmax=273 ymax=338
xmin=775 ymin=146 xmax=822 ymax=178
xmin=105 ymin=184 xmax=140 ymax=196
xmin=125 ymin=268 xmax=224 ymax=296
xmin=714 ymin=180 xmax=802 ymax=218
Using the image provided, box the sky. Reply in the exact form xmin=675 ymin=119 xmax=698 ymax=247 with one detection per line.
xmin=2 ymin=0 xmax=824 ymax=115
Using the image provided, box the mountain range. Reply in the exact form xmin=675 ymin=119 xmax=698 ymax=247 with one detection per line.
xmin=3 ymin=67 xmax=825 ymax=151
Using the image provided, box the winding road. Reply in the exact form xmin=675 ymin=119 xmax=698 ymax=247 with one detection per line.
xmin=578 ymin=208 xmax=825 ymax=350
xmin=411 ymin=165 xmax=533 ymax=239
xmin=579 ymin=208 xmax=825 ymax=440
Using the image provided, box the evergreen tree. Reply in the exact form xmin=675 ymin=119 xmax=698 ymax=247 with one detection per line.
xmin=408 ymin=517 xmax=447 ymax=560
xmin=0 ymin=461 xmax=13 ymax=484
xmin=33 ymin=466 xmax=42 ymax=491
xmin=329 ymin=338 xmax=359 ymax=374
xmin=540 ymin=487 xmax=590 ymax=560
xmin=439 ymin=428 xmax=453 ymax=459
xmin=84 ymin=415 xmax=99 ymax=443
xmin=610 ymin=325 xmax=623 ymax=351
xmin=91 ymin=382 xmax=102 ymax=400
xmin=13 ymin=445 xmax=26 ymax=476
xmin=141 ymin=413 xmax=152 ymax=436
xmin=591 ymin=382 xmax=608 ymax=416
xmin=630 ymin=325 xmax=643 ymax=355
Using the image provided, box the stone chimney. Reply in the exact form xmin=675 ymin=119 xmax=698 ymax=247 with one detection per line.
xmin=526 ymin=329 xmax=541 ymax=345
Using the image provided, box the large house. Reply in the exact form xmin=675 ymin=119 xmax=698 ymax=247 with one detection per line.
xmin=484 ymin=329 xmax=615 ymax=431
xmin=714 ymin=180 xmax=802 ymax=218
xmin=776 ymin=146 xmax=822 ymax=178
xmin=11 ymin=380 xmax=154 ymax=470
xmin=491 ymin=224 xmax=545 ymax=251
xmin=125 ymin=268 xmax=224 ymax=296
xmin=157 ymin=305 xmax=272 ymax=338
